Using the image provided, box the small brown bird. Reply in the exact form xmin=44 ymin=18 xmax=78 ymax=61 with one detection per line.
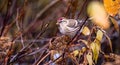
xmin=56 ymin=17 xmax=82 ymax=38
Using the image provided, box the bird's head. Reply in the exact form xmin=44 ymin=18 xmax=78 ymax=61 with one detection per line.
xmin=56 ymin=17 xmax=67 ymax=25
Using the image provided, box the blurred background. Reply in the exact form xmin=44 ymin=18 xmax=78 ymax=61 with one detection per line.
xmin=0 ymin=0 xmax=120 ymax=64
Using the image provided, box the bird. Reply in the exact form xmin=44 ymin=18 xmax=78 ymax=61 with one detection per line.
xmin=56 ymin=17 xmax=82 ymax=38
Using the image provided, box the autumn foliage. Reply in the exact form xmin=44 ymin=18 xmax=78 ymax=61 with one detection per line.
xmin=0 ymin=0 xmax=120 ymax=65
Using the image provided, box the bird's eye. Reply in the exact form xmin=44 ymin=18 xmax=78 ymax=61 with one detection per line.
xmin=58 ymin=17 xmax=63 ymax=20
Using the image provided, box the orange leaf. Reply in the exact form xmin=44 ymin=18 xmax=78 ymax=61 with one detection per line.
xmin=104 ymin=0 xmax=120 ymax=16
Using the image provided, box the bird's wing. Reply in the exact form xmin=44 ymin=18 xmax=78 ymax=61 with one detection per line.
xmin=67 ymin=19 xmax=78 ymax=28
xmin=66 ymin=26 xmax=79 ymax=32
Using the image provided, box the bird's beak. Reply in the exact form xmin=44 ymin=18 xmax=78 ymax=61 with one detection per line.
xmin=56 ymin=22 xmax=60 ymax=25
xmin=56 ymin=19 xmax=62 ymax=25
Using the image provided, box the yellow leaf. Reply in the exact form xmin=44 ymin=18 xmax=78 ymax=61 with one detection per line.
xmin=82 ymin=26 xmax=90 ymax=36
xmin=90 ymin=42 xmax=100 ymax=63
xmin=103 ymin=0 xmax=120 ymax=16
xmin=96 ymin=30 xmax=103 ymax=41
xmin=109 ymin=17 xmax=119 ymax=33
xmin=87 ymin=1 xmax=110 ymax=29
xmin=86 ymin=52 xmax=93 ymax=65
xmin=90 ymin=30 xmax=103 ymax=63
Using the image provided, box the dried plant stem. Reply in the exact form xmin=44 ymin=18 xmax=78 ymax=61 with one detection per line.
xmin=36 ymin=52 xmax=51 ymax=65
